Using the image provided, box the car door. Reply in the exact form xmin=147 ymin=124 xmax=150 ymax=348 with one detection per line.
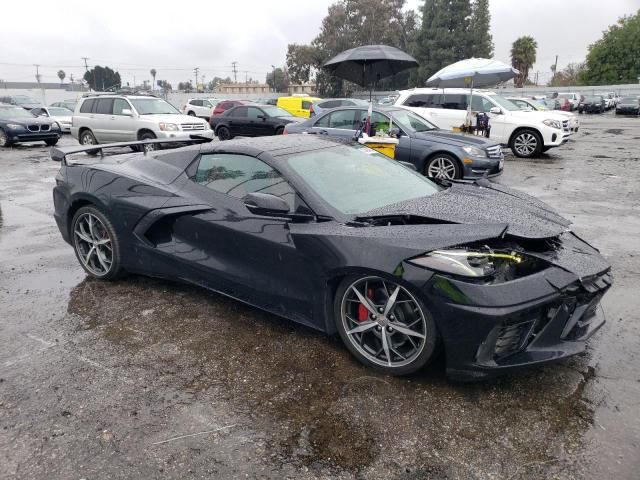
xmin=246 ymin=106 xmax=270 ymax=136
xmin=434 ymin=93 xmax=467 ymax=130
xmin=363 ymin=110 xmax=412 ymax=161
xmin=92 ymin=98 xmax=115 ymax=142
xmin=226 ymin=106 xmax=249 ymax=136
xmin=109 ymin=98 xmax=136 ymax=141
xmin=171 ymin=152 xmax=316 ymax=321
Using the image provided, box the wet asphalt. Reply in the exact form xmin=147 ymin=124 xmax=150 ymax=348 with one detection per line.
xmin=0 ymin=113 xmax=639 ymax=479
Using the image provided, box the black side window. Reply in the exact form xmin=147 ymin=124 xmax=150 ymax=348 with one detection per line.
xmin=191 ymin=153 xmax=300 ymax=211
xmin=404 ymin=94 xmax=439 ymax=108
xmin=191 ymin=100 xmax=202 ymax=106
xmin=320 ymin=100 xmax=339 ymax=109
xmin=247 ymin=107 xmax=263 ymax=119
xmin=442 ymin=94 xmax=467 ymax=110
xmin=233 ymin=106 xmax=248 ymax=117
xmin=328 ymin=110 xmax=357 ymax=129
xmin=95 ymin=98 xmax=114 ymax=114
xmin=314 ymin=114 xmax=330 ymax=127
xmin=79 ymin=99 xmax=95 ymax=113
xmin=302 ymin=101 xmax=312 ymax=110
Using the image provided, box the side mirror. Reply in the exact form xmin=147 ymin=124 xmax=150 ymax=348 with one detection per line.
xmin=244 ymin=192 xmax=290 ymax=216
xmin=489 ymin=107 xmax=502 ymax=114
xmin=388 ymin=127 xmax=401 ymax=137
xmin=257 ymin=114 xmax=266 ymax=120
xmin=121 ymin=108 xmax=133 ymax=116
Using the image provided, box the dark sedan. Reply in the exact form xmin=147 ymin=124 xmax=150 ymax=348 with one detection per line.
xmin=615 ymin=96 xmax=639 ymax=115
xmin=50 ymin=135 xmax=611 ymax=380
xmin=0 ymin=105 xmax=61 ymax=147
xmin=211 ymin=104 xmax=305 ymax=140
xmin=578 ymin=96 xmax=606 ymax=114
xmin=285 ymin=106 xmax=503 ymax=180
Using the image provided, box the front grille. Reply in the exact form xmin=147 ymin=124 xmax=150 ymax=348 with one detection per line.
xmin=181 ymin=123 xmax=205 ymax=131
xmin=40 ymin=124 xmax=50 ymax=131
xmin=28 ymin=124 xmax=40 ymax=132
xmin=494 ymin=321 xmax=534 ymax=358
xmin=486 ymin=145 xmax=502 ymax=158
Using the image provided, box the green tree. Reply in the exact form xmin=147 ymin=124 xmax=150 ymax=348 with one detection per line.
xmin=548 ymin=62 xmax=585 ymax=86
xmin=83 ymin=66 xmax=121 ymax=91
xmin=266 ymin=68 xmax=290 ymax=92
xmin=510 ymin=36 xmax=537 ymax=87
xmin=578 ymin=10 xmax=640 ymax=85
xmin=469 ymin=0 xmax=493 ymax=58
xmin=57 ymin=69 xmax=66 ymax=85
xmin=286 ymin=44 xmax=318 ymax=84
xmin=411 ymin=0 xmax=473 ymax=85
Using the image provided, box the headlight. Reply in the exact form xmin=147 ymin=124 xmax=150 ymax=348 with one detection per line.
xmin=6 ymin=123 xmax=22 ymax=130
xmin=462 ymin=146 xmax=486 ymax=157
xmin=51 ymin=122 xmax=60 ymax=130
xmin=408 ymin=246 xmax=548 ymax=284
xmin=159 ymin=122 xmax=179 ymax=131
xmin=202 ymin=122 xmax=211 ymax=130
xmin=542 ymin=119 xmax=562 ymax=129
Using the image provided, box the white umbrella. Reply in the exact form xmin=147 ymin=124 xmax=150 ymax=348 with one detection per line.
xmin=426 ymin=58 xmax=519 ymax=127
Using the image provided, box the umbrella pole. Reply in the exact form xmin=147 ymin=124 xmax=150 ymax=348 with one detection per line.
xmin=467 ymin=77 xmax=474 ymax=132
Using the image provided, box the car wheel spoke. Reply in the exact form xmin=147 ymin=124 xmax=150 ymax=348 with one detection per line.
xmin=74 ymin=228 xmax=92 ymax=243
xmin=347 ymin=321 xmax=377 ymax=335
xmin=381 ymin=330 xmax=392 ymax=366
xmin=351 ymin=286 xmax=378 ymax=315
xmin=392 ymin=323 xmax=425 ymax=339
xmin=383 ymin=285 xmax=400 ymax=317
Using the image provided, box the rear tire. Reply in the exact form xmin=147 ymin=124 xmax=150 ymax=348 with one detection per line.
xmin=334 ymin=275 xmax=438 ymax=376
xmin=275 ymin=126 xmax=284 ymax=136
xmin=139 ymin=132 xmax=158 ymax=153
xmin=217 ymin=126 xmax=232 ymax=141
xmin=510 ymin=129 xmax=543 ymax=158
xmin=71 ymin=206 xmax=123 ymax=280
xmin=79 ymin=130 xmax=99 ymax=155
xmin=188 ymin=111 xmax=196 ymax=116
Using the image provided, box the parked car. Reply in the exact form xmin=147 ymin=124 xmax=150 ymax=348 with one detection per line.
xmin=554 ymin=92 xmax=580 ymax=111
xmin=285 ymin=105 xmax=503 ymax=180
xmin=50 ymin=99 xmax=78 ymax=111
xmin=277 ymin=96 xmax=321 ymax=118
xmin=507 ymin=97 xmax=580 ymax=133
xmin=0 ymin=105 xmax=61 ymax=147
xmin=395 ymin=88 xmax=570 ymax=158
xmin=212 ymin=99 xmax=253 ymax=117
xmin=254 ymin=98 xmax=278 ymax=106
xmin=181 ymin=98 xmax=219 ymax=119
xmin=0 ymin=94 xmax=42 ymax=110
xmin=615 ymin=96 xmax=640 ymax=115
xmin=310 ymin=98 xmax=369 ymax=117
xmin=211 ymin=104 xmax=305 ymax=140
xmin=578 ymin=96 xmax=606 ymax=114
xmin=71 ymin=94 xmax=213 ymax=152
xmin=377 ymin=95 xmax=399 ymax=105
xmin=30 ymin=106 xmax=73 ymax=132
xmin=558 ymin=98 xmax=571 ymax=111
xmin=50 ymin=135 xmax=612 ymax=379
xmin=604 ymin=92 xmax=618 ymax=109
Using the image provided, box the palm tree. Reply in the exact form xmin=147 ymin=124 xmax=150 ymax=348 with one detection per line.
xmin=57 ymin=69 xmax=66 ymax=85
xmin=510 ymin=36 xmax=537 ymax=87
xmin=150 ymin=69 xmax=157 ymax=91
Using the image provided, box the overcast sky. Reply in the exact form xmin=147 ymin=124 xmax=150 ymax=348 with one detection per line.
xmin=1 ymin=0 xmax=637 ymax=87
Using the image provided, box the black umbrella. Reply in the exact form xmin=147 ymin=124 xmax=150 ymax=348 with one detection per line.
xmin=323 ymin=45 xmax=419 ymax=99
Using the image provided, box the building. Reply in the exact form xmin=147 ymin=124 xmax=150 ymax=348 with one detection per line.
xmin=287 ymin=83 xmax=317 ymax=95
xmin=215 ymin=83 xmax=272 ymax=94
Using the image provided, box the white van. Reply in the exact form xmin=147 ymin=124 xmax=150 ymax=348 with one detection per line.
xmin=395 ymin=88 xmax=570 ymax=158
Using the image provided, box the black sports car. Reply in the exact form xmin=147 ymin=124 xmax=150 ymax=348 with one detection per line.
xmin=51 ymin=135 xmax=612 ymax=380
xmin=578 ymin=96 xmax=605 ymax=114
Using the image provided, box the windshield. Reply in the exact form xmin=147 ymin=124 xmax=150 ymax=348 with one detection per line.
xmin=48 ymin=107 xmax=72 ymax=116
xmin=488 ymin=95 xmax=521 ymax=111
xmin=621 ymin=97 xmax=639 ymax=103
xmin=14 ymin=95 xmax=38 ymax=104
xmin=262 ymin=106 xmax=293 ymax=117
xmin=286 ymin=144 xmax=441 ymax=216
xmin=130 ymin=98 xmax=179 ymax=115
xmin=585 ymin=96 xmax=601 ymax=102
xmin=390 ymin=109 xmax=437 ymax=132
xmin=0 ymin=107 xmax=35 ymax=119
xmin=532 ymin=100 xmax=548 ymax=110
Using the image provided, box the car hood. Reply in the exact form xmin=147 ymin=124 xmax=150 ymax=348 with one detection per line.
xmin=18 ymin=103 xmax=42 ymax=109
xmin=413 ymin=129 xmax=496 ymax=148
xmin=361 ymin=182 xmax=571 ymax=240
xmin=618 ymin=103 xmax=639 ymax=108
xmin=3 ymin=116 xmax=52 ymax=126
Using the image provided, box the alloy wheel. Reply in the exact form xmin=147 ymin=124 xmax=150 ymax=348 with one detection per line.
xmin=514 ymin=133 xmax=537 ymax=156
xmin=340 ymin=276 xmax=428 ymax=368
xmin=73 ymin=212 xmax=113 ymax=276
xmin=427 ymin=157 xmax=457 ymax=179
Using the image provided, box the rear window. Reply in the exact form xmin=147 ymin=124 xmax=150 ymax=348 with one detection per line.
xmin=302 ymin=101 xmax=312 ymax=110
xmin=79 ymin=99 xmax=95 ymax=113
xmin=442 ymin=94 xmax=467 ymax=110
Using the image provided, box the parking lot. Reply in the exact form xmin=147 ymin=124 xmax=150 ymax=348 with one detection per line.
xmin=0 ymin=113 xmax=638 ymax=479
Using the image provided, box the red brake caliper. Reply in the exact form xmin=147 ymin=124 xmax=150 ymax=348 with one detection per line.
xmin=357 ymin=288 xmax=374 ymax=322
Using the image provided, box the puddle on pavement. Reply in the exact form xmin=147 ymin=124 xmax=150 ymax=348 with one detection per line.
xmin=66 ymin=275 xmax=598 ymax=476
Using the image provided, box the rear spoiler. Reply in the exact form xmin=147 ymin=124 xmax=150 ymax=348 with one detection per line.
xmin=50 ymin=135 xmax=213 ymax=165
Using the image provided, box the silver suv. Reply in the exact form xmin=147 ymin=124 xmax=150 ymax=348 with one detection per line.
xmin=71 ymin=94 xmax=214 ymax=151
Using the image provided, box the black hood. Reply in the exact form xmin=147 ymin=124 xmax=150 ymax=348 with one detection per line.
xmin=362 ymin=182 xmax=571 ymax=240
xmin=415 ymin=129 xmax=496 ymax=148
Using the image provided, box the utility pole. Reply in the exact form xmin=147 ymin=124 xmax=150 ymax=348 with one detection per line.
xmin=245 ymin=71 xmax=248 ymax=84
xmin=81 ymin=57 xmax=91 ymax=91
xmin=193 ymin=67 xmax=199 ymax=92
xmin=552 ymin=55 xmax=559 ymax=85
xmin=535 ymin=71 xmax=539 ymax=85
xmin=231 ymin=62 xmax=238 ymax=83
xmin=34 ymin=64 xmax=41 ymax=83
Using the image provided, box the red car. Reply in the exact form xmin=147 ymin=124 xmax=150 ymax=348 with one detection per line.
xmin=211 ymin=100 xmax=253 ymax=117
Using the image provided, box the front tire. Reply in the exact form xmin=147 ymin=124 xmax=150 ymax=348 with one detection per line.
xmin=45 ymin=138 xmax=58 ymax=146
xmin=71 ymin=206 xmax=122 ymax=280
xmin=275 ymin=126 xmax=284 ymax=136
xmin=425 ymin=154 xmax=461 ymax=179
xmin=217 ymin=126 xmax=231 ymax=141
xmin=187 ymin=111 xmax=196 ymax=116
xmin=510 ymin=129 xmax=543 ymax=158
xmin=334 ymin=275 xmax=438 ymax=376
xmin=0 ymin=129 xmax=12 ymax=148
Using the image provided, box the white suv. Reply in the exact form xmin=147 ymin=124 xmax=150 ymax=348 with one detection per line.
xmin=181 ymin=98 xmax=219 ymax=119
xmin=72 ymin=94 xmax=214 ymax=151
xmin=395 ymin=88 xmax=570 ymax=158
